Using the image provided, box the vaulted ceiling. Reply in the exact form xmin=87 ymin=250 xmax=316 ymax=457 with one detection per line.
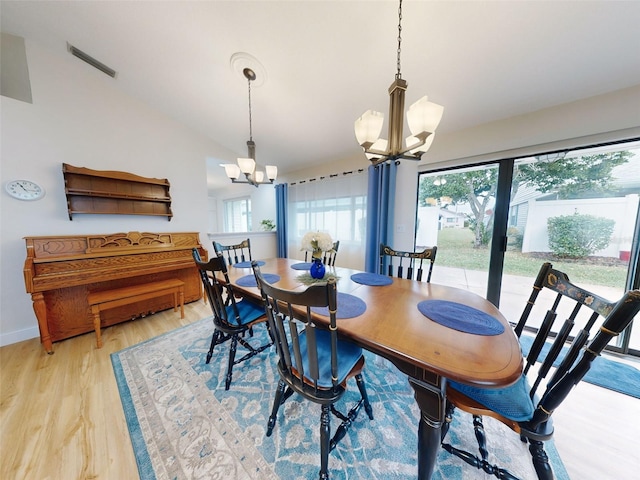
xmin=2 ymin=1 xmax=640 ymax=189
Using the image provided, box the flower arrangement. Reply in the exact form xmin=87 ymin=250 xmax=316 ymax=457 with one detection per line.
xmin=301 ymin=231 xmax=334 ymax=260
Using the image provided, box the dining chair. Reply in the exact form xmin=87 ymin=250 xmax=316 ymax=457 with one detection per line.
xmin=251 ymin=261 xmax=374 ymax=480
xmin=191 ymin=249 xmax=272 ymax=390
xmin=213 ymin=238 xmax=253 ymax=266
xmin=379 ymin=243 xmax=437 ymax=281
xmin=442 ymin=262 xmax=640 ymax=480
xmin=305 ymin=240 xmax=340 ymax=266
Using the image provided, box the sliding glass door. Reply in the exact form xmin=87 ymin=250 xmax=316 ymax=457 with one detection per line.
xmin=417 ymin=139 xmax=640 ymax=356
xmin=417 ymin=164 xmax=499 ymax=299
xmin=504 ymin=143 xmax=640 ymax=353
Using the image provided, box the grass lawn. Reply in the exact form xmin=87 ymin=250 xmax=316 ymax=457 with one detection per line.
xmin=435 ymin=228 xmax=627 ymax=288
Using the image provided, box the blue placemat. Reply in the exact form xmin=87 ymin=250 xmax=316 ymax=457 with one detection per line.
xmin=417 ymin=300 xmax=505 ymax=336
xmin=291 ymin=262 xmax=314 ymax=270
xmin=351 ymin=272 xmax=393 ymax=286
xmin=312 ymin=293 xmax=367 ymax=319
xmin=233 ymin=260 xmax=265 ymax=269
xmin=236 ymin=273 xmax=280 ymax=287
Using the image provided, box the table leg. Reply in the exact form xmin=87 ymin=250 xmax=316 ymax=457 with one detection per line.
xmin=409 ymin=376 xmax=446 ymax=480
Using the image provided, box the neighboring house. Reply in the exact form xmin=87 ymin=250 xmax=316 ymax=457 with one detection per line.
xmin=416 ymin=206 xmax=466 ymax=249
xmin=439 ymin=208 xmax=467 ymax=229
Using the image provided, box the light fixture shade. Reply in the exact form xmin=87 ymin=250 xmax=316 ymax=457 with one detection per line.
xmin=365 ymin=138 xmax=389 ymax=160
xmin=265 ymin=165 xmax=278 ymax=180
xmin=354 ymin=110 xmax=384 ymax=146
xmin=370 ymin=138 xmax=388 ymax=153
xmin=406 ymin=96 xmax=444 ymax=136
xmin=221 ymin=163 xmax=241 ymax=179
xmin=254 ymin=170 xmax=265 ymax=183
xmin=406 ymin=133 xmax=435 ymax=154
xmin=237 ymin=157 xmax=256 ymax=174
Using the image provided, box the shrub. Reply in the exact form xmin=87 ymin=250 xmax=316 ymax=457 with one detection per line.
xmin=507 ymin=226 xmax=523 ymax=250
xmin=547 ymin=213 xmax=614 ymax=258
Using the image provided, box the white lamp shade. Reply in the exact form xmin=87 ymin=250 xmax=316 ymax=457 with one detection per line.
xmin=237 ymin=157 xmax=256 ymax=174
xmin=354 ymin=110 xmax=384 ymax=146
xmin=265 ymin=165 xmax=278 ymax=180
xmin=221 ymin=163 xmax=241 ymax=179
xmin=369 ymin=138 xmax=388 ymax=153
xmin=407 ymin=96 xmax=444 ymax=136
xmin=406 ymin=133 xmax=435 ymax=154
xmin=254 ymin=170 xmax=265 ymax=183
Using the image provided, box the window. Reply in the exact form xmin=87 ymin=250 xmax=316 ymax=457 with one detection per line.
xmin=223 ymin=197 xmax=251 ymax=233
xmin=287 ymin=171 xmax=368 ymax=269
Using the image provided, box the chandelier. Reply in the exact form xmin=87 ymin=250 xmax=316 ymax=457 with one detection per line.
xmin=221 ymin=67 xmax=277 ymax=187
xmin=354 ymin=0 xmax=444 ymax=166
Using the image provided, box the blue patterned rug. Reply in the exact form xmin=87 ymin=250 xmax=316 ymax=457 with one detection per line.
xmin=112 ymin=318 xmax=570 ymax=479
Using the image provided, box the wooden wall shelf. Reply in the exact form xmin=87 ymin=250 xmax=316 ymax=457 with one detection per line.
xmin=62 ymin=163 xmax=173 ymax=221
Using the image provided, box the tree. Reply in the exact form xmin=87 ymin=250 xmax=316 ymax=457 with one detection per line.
xmin=418 ymin=151 xmax=631 ymax=248
xmin=513 ymin=151 xmax=631 ymax=199
xmin=419 ymin=168 xmax=498 ymax=248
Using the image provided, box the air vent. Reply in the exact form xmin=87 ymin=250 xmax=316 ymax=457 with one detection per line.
xmin=67 ymin=43 xmax=117 ymax=78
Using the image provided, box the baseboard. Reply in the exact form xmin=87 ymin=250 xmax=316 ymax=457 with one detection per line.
xmin=0 ymin=326 xmax=39 ymax=347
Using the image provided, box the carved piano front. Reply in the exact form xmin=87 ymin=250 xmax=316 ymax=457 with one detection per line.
xmin=23 ymin=231 xmax=206 ymax=353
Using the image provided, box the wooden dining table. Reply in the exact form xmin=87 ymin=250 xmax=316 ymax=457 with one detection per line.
xmin=224 ymin=257 xmax=523 ymax=479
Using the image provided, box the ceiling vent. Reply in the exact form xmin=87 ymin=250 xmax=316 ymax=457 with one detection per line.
xmin=67 ymin=43 xmax=117 ymax=78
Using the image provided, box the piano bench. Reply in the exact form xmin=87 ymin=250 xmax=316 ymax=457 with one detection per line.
xmin=88 ymin=279 xmax=185 ymax=348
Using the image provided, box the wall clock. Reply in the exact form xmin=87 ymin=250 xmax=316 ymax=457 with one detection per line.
xmin=5 ymin=179 xmax=46 ymax=201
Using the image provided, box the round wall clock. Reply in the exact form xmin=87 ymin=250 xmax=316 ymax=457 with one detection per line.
xmin=5 ymin=180 xmax=46 ymax=201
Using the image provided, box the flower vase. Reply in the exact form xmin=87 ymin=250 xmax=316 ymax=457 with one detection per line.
xmin=309 ymin=258 xmax=326 ymax=279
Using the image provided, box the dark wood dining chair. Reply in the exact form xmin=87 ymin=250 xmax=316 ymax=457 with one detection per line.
xmin=442 ymin=262 xmax=640 ymax=480
xmin=305 ymin=240 xmax=340 ymax=266
xmin=379 ymin=243 xmax=437 ymax=281
xmin=192 ymin=249 xmax=272 ymax=390
xmin=213 ymin=238 xmax=253 ymax=266
xmin=251 ymin=261 xmax=374 ymax=480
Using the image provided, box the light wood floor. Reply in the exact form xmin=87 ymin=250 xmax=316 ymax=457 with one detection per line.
xmin=1 ymin=301 xmax=639 ymax=480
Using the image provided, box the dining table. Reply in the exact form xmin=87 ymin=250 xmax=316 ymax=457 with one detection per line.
xmin=223 ymin=257 xmax=523 ymax=479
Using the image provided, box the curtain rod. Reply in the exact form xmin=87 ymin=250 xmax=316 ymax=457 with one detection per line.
xmin=290 ymin=168 xmax=366 ymax=186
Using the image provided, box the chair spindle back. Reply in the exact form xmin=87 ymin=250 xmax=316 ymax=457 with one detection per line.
xmin=304 ymin=240 xmax=340 ymax=267
xmin=379 ymin=243 xmax=437 ymax=282
xmin=213 ymin=238 xmax=252 ymax=266
xmin=192 ymin=248 xmax=242 ymax=331
xmin=513 ymin=262 xmax=640 ymax=412
xmin=253 ymin=263 xmax=343 ymax=398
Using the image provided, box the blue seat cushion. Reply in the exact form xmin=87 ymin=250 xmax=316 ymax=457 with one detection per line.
xmin=294 ymin=328 xmax=363 ymax=388
xmin=448 ymin=374 xmax=535 ymax=422
xmin=225 ymin=299 xmax=265 ymax=326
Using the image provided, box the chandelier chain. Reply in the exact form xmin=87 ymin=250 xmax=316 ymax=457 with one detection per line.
xmin=396 ymin=0 xmax=403 ymax=79
xmin=247 ymin=75 xmax=253 ymax=141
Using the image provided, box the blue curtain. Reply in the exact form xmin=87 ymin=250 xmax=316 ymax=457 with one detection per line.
xmin=364 ymin=161 xmax=397 ymax=273
xmin=275 ymin=183 xmax=288 ymax=258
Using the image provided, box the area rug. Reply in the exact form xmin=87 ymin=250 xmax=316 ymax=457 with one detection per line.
xmin=112 ymin=318 xmax=570 ymax=480
xmin=519 ymin=334 xmax=640 ymax=399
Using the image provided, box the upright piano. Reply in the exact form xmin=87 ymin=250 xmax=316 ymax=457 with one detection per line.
xmin=23 ymin=231 xmax=206 ymax=353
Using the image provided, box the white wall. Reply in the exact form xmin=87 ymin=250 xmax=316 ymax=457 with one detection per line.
xmin=423 ymin=85 xmax=640 ymax=168
xmin=0 ymin=37 xmax=237 ymax=346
